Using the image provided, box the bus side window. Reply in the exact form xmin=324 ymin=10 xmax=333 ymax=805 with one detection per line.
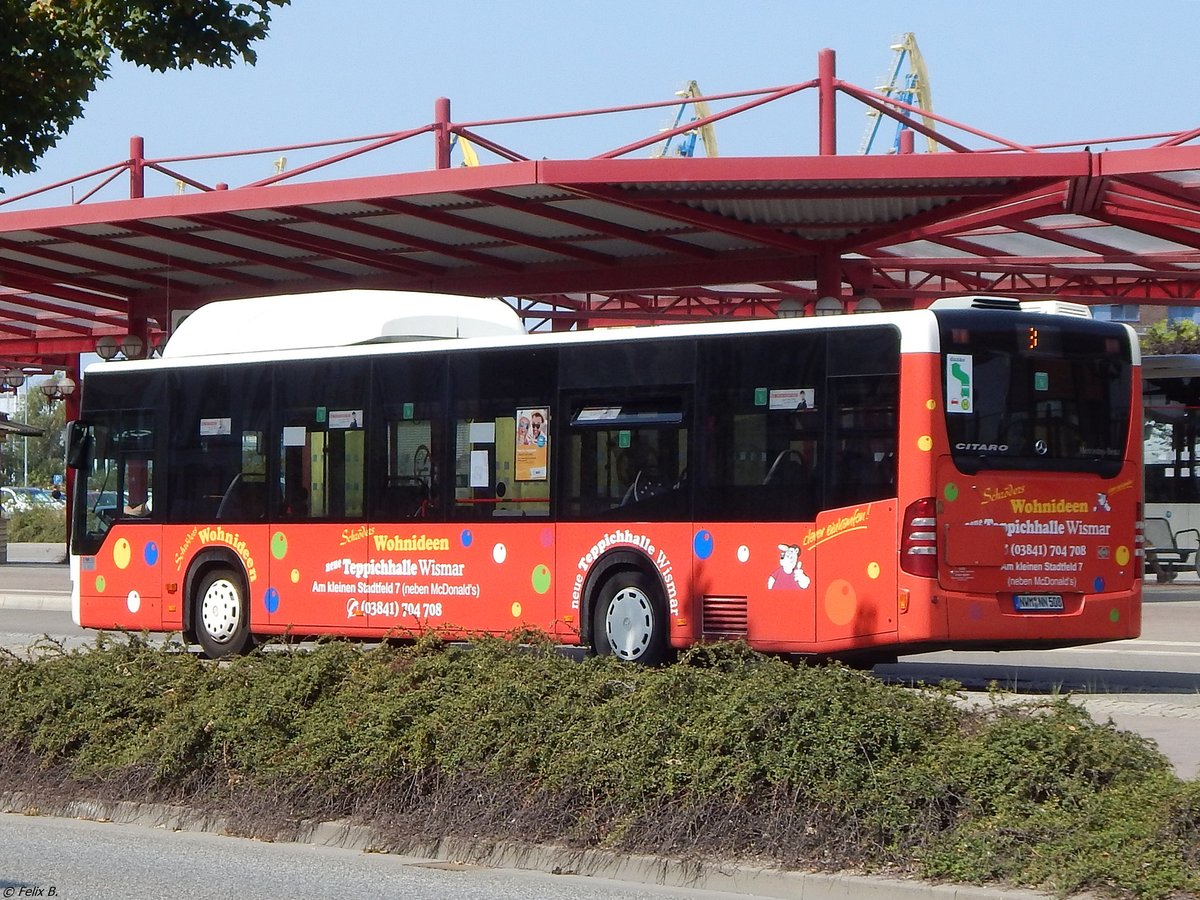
xmin=450 ymin=350 xmax=554 ymax=520
xmin=121 ymin=455 xmax=153 ymax=518
xmin=561 ymin=403 xmax=689 ymax=521
xmin=167 ymin=368 xmax=269 ymax=523
xmin=380 ymin=416 xmax=438 ymax=519
xmin=276 ymin=360 xmax=367 ymax=522
xmin=698 ymin=332 xmax=824 ymax=522
xmin=825 ymin=374 xmax=898 ymax=509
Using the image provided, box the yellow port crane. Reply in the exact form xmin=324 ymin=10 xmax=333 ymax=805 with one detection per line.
xmin=652 ymin=81 xmax=718 ymax=158
xmin=860 ymin=33 xmax=937 ymax=154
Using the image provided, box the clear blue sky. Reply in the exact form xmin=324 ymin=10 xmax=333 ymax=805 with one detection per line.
xmin=4 ymin=0 xmax=1200 ymax=206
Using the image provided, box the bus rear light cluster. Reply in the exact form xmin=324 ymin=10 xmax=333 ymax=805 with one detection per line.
xmin=901 ymin=497 xmax=938 ymax=578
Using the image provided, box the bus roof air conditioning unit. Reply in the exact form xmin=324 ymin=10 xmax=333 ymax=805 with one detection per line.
xmin=1020 ymin=300 xmax=1092 ymax=318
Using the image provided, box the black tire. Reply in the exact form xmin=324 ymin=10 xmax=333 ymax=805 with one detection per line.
xmin=194 ymin=567 xmax=253 ymax=658
xmin=591 ymin=569 xmax=670 ymax=665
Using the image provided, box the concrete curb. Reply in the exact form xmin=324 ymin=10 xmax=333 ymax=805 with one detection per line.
xmin=3 ymin=543 xmax=67 ymax=564
xmin=0 ymin=792 xmax=1067 ymax=899
xmin=0 ymin=591 xmax=70 ymax=611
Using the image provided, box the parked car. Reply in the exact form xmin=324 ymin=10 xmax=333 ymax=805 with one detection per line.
xmin=1 ymin=486 xmax=66 ymax=515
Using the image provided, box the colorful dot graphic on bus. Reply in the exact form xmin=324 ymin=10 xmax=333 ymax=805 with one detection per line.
xmin=1116 ymin=546 xmax=1131 ymax=566
xmin=917 ymin=435 xmax=934 ymax=452
xmin=926 ymin=399 xmax=937 ymax=410
xmin=944 ymin=483 xmax=959 ymax=502
xmin=824 ymin=579 xmax=857 ymax=626
xmin=867 ymin=561 xmax=881 ymax=579
xmin=1094 ymin=577 xmax=1106 ymax=593
xmin=113 ymin=537 xmax=131 ymax=570
xmin=1110 ymin=608 xmax=1121 ymax=623
xmin=95 ymin=575 xmax=106 ymax=592
xmin=540 ymin=528 xmax=553 ymax=548
xmin=493 ymin=543 xmax=507 ymax=563
xmin=127 ymin=591 xmax=140 ymax=614
xmin=531 ymin=565 xmax=551 ymax=594
xmin=511 ymin=602 xmax=522 ymax=618
xmin=737 ymin=545 xmax=750 ymax=563
xmin=264 ymin=587 xmax=280 ymax=615
xmin=271 ymin=532 xmax=288 ymax=560
xmin=291 ymin=568 xmax=300 ymax=584
xmin=694 ymin=530 xmax=714 ymax=560
xmin=461 ymin=530 xmax=473 ymax=547
xmin=144 ymin=542 xmax=159 ymax=566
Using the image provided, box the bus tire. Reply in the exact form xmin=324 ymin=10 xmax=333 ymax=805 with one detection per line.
xmin=592 ymin=569 xmax=670 ymax=665
xmin=194 ymin=567 xmax=253 ymax=658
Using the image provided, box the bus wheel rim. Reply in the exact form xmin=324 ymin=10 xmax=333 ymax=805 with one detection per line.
xmin=201 ymin=580 xmax=240 ymax=643
xmin=605 ymin=586 xmax=653 ymax=661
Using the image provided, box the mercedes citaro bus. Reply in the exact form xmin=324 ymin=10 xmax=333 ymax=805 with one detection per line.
xmin=67 ymin=291 xmax=1142 ymax=663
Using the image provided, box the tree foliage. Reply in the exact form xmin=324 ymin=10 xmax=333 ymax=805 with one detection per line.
xmin=1 ymin=0 xmax=290 ymax=177
xmin=0 ymin=386 xmax=65 ymax=488
xmin=1142 ymin=317 xmax=1200 ymax=355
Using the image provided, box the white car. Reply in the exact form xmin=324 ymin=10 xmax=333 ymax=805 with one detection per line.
xmin=1 ymin=486 xmax=65 ymax=515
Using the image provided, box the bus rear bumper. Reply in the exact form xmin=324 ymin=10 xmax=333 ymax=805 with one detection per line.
xmin=941 ymin=587 xmax=1141 ymax=645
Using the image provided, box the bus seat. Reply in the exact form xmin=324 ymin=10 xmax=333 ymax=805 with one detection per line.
xmin=381 ymin=477 xmax=429 ymax=518
xmin=763 ymin=449 xmax=807 ymax=486
xmin=216 ymin=473 xmax=269 ymax=521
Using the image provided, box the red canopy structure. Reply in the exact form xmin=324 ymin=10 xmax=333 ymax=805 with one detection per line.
xmin=3 ymin=48 xmax=1200 ymax=383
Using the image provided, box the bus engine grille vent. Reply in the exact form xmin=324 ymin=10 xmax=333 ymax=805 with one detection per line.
xmin=702 ymin=595 xmax=749 ymax=636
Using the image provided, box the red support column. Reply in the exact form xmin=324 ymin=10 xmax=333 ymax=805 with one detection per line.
xmin=63 ymin=357 xmax=81 ymax=549
xmin=818 ymin=48 xmax=837 ymax=156
xmin=899 ymin=128 xmax=915 ymax=155
xmin=434 ymin=97 xmax=452 ymax=169
xmin=813 ymin=245 xmax=842 ymax=314
xmin=129 ymin=136 xmax=145 ymax=199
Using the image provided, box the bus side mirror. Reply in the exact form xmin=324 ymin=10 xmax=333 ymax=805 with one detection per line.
xmin=66 ymin=421 xmax=91 ymax=470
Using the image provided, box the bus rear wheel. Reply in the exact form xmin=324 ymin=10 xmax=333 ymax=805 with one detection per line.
xmin=592 ymin=570 xmax=670 ymax=666
xmin=194 ymin=567 xmax=253 ymax=658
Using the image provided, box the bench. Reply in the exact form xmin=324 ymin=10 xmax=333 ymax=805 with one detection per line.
xmin=1144 ymin=516 xmax=1200 ymax=583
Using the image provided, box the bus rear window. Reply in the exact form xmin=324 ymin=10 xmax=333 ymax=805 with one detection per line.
xmin=938 ymin=313 xmax=1132 ymax=476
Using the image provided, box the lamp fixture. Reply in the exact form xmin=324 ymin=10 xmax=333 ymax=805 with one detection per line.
xmin=120 ymin=334 xmax=146 ymax=360
xmin=815 ymin=296 xmax=844 ymax=316
xmin=96 ymin=333 xmax=148 ymax=360
xmin=95 ymin=335 xmax=120 ymax=360
xmin=40 ymin=371 xmax=76 ymax=401
xmin=1 ymin=369 xmax=26 ymax=392
xmin=775 ymin=297 xmax=806 ymax=319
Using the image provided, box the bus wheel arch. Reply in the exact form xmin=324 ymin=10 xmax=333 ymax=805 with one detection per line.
xmin=184 ymin=550 xmax=254 ymax=658
xmin=584 ymin=551 xmax=670 ymax=666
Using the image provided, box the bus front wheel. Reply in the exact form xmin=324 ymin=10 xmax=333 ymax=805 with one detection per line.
xmin=592 ymin=570 xmax=670 ymax=666
xmin=194 ymin=568 xmax=253 ymax=658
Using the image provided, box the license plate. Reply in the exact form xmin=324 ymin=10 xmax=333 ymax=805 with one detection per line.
xmin=1014 ymin=593 xmax=1064 ymax=611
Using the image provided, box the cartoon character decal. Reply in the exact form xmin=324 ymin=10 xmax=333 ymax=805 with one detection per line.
xmin=767 ymin=543 xmax=811 ymax=590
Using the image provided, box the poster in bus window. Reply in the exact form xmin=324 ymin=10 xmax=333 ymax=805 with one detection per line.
xmin=947 ymin=354 xmax=973 ymax=413
xmin=768 ymin=388 xmax=815 ymax=411
xmin=516 ymin=407 xmax=549 ymax=481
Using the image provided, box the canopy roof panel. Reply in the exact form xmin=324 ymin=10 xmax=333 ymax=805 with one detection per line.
xmin=5 ymin=48 xmax=1200 ymax=371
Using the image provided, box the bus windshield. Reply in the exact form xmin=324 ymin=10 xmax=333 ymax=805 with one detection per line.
xmin=938 ymin=311 xmax=1131 ymax=476
xmin=69 ymin=413 xmax=155 ymax=552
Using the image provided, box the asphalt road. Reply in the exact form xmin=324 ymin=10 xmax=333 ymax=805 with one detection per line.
xmin=0 ymin=812 xmax=781 ymax=900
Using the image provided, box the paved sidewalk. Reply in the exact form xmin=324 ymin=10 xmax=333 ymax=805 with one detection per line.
xmin=0 ymin=547 xmax=70 ymax=611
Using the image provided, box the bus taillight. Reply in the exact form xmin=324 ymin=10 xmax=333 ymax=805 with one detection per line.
xmin=901 ymin=497 xmax=938 ymax=578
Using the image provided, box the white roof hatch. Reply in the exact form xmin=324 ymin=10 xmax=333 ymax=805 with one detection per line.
xmin=162 ymin=290 xmax=526 ymax=359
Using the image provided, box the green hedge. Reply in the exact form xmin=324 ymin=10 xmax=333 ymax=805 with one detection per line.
xmin=0 ymin=637 xmax=1196 ymax=899
xmin=4 ymin=506 xmax=65 ymax=542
